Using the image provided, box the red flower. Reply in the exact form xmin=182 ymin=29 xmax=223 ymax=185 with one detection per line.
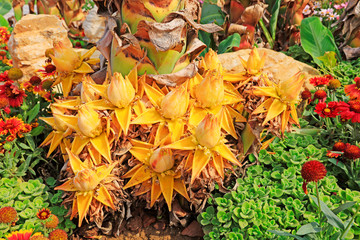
xmin=301 ymin=90 xmax=312 ymax=100
xmin=6 ymin=230 xmax=33 ymax=240
xmin=309 ymin=76 xmax=330 ymax=87
xmin=0 ymin=81 xmax=26 ymax=107
xmin=314 ymin=101 xmax=339 ymax=118
xmin=37 ymin=208 xmax=51 ymax=220
xmin=327 ymin=141 xmax=346 ymax=158
xmin=0 ymin=117 xmax=25 ymax=135
xmin=313 ymin=89 xmax=327 ymax=101
xmin=38 ymin=63 xmax=57 ymax=78
xmin=344 ymin=77 xmax=360 ymax=100
xmin=344 ymin=144 xmax=360 ymax=160
xmin=0 ymin=71 xmax=10 ymax=82
xmin=337 ymin=101 xmax=360 ymax=123
xmin=301 ymin=160 xmax=327 ymax=194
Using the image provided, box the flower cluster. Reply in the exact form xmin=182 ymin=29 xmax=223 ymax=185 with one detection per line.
xmin=0 ymin=206 xmax=67 ymax=240
xmin=327 ymin=141 xmax=360 ymax=161
xmin=303 ymin=1 xmax=347 ymax=22
xmin=0 ymin=117 xmax=32 ymax=142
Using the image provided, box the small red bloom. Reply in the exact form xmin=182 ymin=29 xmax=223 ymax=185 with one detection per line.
xmin=310 ymin=76 xmax=330 ymax=87
xmin=0 ymin=71 xmax=10 ymax=82
xmin=6 ymin=135 xmax=16 ymax=142
xmin=333 ymin=141 xmax=346 ymax=152
xmin=301 ymin=160 xmax=327 ymax=194
xmin=337 ymin=101 xmax=360 ymax=123
xmin=37 ymin=208 xmax=51 ymax=220
xmin=301 ymin=90 xmax=312 ymax=100
xmin=344 ymin=144 xmax=360 ymax=160
xmin=0 ymin=81 xmax=26 ymax=107
xmin=38 ymin=63 xmax=57 ymax=78
xmin=314 ymin=101 xmax=339 ymax=118
xmin=0 ymin=117 xmax=25 ymax=136
xmin=313 ymin=89 xmax=327 ymax=101
xmin=345 ymin=77 xmax=360 ymax=100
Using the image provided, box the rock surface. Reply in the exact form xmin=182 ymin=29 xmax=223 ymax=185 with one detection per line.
xmin=83 ymin=6 xmax=106 ymax=43
xmin=8 ymin=14 xmax=72 ymax=80
xmin=219 ymin=48 xmax=320 ymax=89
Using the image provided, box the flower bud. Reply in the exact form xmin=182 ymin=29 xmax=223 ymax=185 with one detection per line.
xmin=8 ymin=67 xmax=23 ymax=80
xmin=107 ymin=73 xmax=135 ymax=108
xmin=195 ymin=114 xmax=221 ymax=148
xmin=73 ymin=169 xmax=100 ymax=192
xmin=149 ymin=148 xmax=174 ymax=173
xmin=52 ymin=107 xmax=68 ymax=132
xmin=51 ymin=42 xmax=80 ymax=72
xmin=203 ymin=49 xmax=223 ymax=72
xmin=161 ymin=85 xmax=188 ymax=119
xmin=77 ymin=105 xmax=102 ymax=138
xmin=195 ymin=71 xmax=224 ymax=108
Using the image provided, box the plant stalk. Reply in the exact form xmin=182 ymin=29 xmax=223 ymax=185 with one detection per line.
xmin=315 ymin=182 xmax=322 ymax=227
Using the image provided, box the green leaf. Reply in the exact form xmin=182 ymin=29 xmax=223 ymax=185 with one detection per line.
xmin=310 ymin=195 xmax=345 ymax=230
xmin=317 ymin=51 xmax=337 ymax=68
xmin=269 ymin=0 xmax=281 ymax=40
xmin=300 ymin=17 xmax=340 ymax=66
xmin=18 ymin=142 xmax=31 ymax=150
xmin=296 ymin=222 xmax=321 ymax=235
xmin=0 ymin=0 xmax=11 ymax=16
xmin=0 ymin=15 xmax=9 ymax=28
xmin=30 ymin=126 xmax=44 ymax=136
xmin=218 ymin=33 xmax=241 ymax=54
xmin=268 ymin=230 xmax=306 ymax=240
xmin=333 ymin=202 xmax=356 ymax=215
xmin=200 ymin=2 xmax=226 ymax=25
xmin=26 ymin=103 xmax=40 ymax=123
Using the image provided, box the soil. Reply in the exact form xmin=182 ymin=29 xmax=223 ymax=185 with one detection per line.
xmin=107 ymin=226 xmax=202 ymax=240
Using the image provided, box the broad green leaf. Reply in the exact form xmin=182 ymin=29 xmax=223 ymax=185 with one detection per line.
xmin=296 ymin=222 xmax=321 ymax=235
xmin=310 ymin=195 xmax=345 ymax=230
xmin=0 ymin=0 xmax=11 ymax=16
xmin=317 ymin=51 xmax=337 ymax=68
xmin=269 ymin=0 xmax=281 ymax=40
xmin=200 ymin=2 xmax=226 ymax=25
xmin=0 ymin=15 xmax=9 ymax=28
xmin=300 ymin=17 xmax=340 ymax=66
xmin=218 ymin=33 xmax=241 ymax=54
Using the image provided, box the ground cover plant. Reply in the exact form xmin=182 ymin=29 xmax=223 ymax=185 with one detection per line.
xmin=1 ymin=0 xmax=360 ymax=239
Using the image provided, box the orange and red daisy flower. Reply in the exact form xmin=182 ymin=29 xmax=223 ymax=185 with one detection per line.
xmin=37 ymin=63 xmax=57 ymax=78
xmin=327 ymin=140 xmax=346 ymax=158
xmin=337 ymin=100 xmax=360 ymax=123
xmin=309 ymin=75 xmax=331 ymax=87
xmin=345 ymin=77 xmax=360 ymax=100
xmin=0 ymin=80 xmax=26 ymax=107
xmin=314 ymin=101 xmax=339 ymax=118
xmin=301 ymin=160 xmax=327 ymax=194
xmin=0 ymin=117 xmax=25 ymax=136
xmin=37 ymin=208 xmax=51 ymax=220
xmin=0 ymin=71 xmax=10 ymax=82
xmin=6 ymin=229 xmax=33 ymax=240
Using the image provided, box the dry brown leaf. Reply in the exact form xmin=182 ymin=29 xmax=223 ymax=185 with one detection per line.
xmin=148 ymin=62 xmax=197 ymax=86
xmin=136 ymin=19 xmax=187 ymax=52
xmin=240 ymin=3 xmax=267 ymax=26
